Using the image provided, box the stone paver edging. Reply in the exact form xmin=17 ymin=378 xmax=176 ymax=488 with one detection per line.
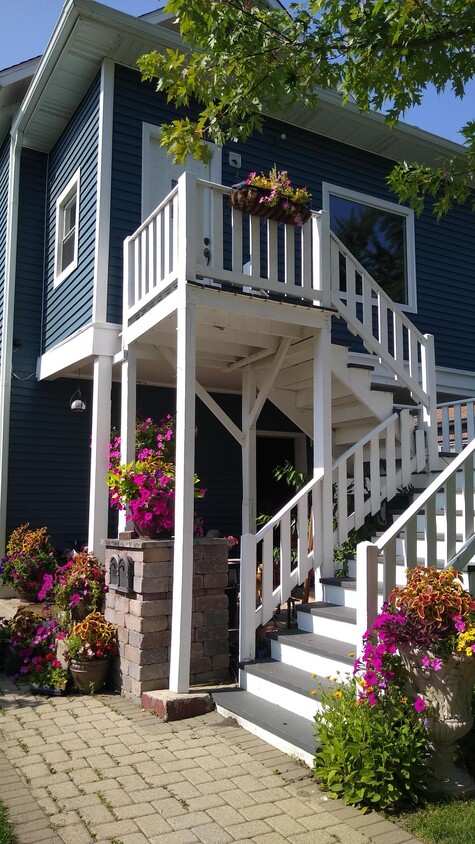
xmin=0 ymin=676 xmax=424 ymax=844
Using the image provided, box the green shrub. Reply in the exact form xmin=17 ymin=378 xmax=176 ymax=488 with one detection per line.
xmin=313 ymin=676 xmax=430 ymax=813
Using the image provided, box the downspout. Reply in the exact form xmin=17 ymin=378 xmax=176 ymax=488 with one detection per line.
xmin=0 ymin=128 xmax=23 ymax=555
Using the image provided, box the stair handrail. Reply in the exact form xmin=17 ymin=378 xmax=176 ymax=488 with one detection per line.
xmin=329 ymin=229 xmax=438 ymax=469
xmin=355 ymin=436 xmax=475 ymax=648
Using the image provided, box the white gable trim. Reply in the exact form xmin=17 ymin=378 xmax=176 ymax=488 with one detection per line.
xmin=92 ymin=57 xmax=114 ymax=323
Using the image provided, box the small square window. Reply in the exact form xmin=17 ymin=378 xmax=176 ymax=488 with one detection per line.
xmin=54 ymin=170 xmax=80 ymax=286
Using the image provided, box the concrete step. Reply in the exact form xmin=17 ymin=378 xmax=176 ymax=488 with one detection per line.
xmin=212 ymin=686 xmax=316 ymax=766
xmin=240 ymin=658 xmax=326 ymax=722
xmin=297 ymin=601 xmax=356 ymax=640
xmin=269 ymin=627 xmax=356 ymax=676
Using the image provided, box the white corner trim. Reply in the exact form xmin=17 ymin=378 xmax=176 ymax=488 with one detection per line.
xmin=92 ymin=58 xmax=114 ymax=324
xmin=37 ymin=323 xmax=121 ymax=380
xmin=0 ymin=131 xmax=22 ymax=556
xmin=322 ymin=181 xmax=417 ymax=313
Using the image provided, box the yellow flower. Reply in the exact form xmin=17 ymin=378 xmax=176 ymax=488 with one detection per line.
xmin=311 ymin=673 xmax=317 ymax=678
xmin=401 ymin=696 xmax=407 ymax=703
xmin=333 ymin=690 xmax=342 ymax=699
xmin=310 ymin=689 xmax=317 ymax=696
xmin=348 ymin=652 xmax=355 ymax=657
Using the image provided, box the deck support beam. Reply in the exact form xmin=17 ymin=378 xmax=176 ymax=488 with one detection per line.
xmin=242 ymin=365 xmax=257 ymax=536
xmin=88 ymin=355 xmax=113 ymax=559
xmin=118 ymin=346 xmax=137 ymax=534
xmin=313 ymin=318 xmax=334 ymax=584
xmin=169 ymin=292 xmax=197 ymax=693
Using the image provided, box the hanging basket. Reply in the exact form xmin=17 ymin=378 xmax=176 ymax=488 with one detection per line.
xmin=230 ymin=183 xmax=311 ymax=226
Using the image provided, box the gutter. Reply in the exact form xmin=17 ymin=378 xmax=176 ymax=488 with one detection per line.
xmin=0 ymin=129 xmax=23 ymax=556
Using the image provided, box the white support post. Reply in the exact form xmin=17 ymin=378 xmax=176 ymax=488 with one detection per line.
xmin=169 ymin=293 xmax=196 ymax=694
xmin=421 ymin=333 xmax=439 ymax=470
xmin=118 ymin=347 xmax=137 ymax=534
xmin=242 ymin=365 xmax=257 ymax=536
xmin=88 ymin=355 xmax=113 ymax=559
xmin=314 ymin=210 xmax=331 ymax=307
xmin=239 ymin=533 xmax=257 ymax=663
xmin=177 ymin=171 xmax=197 ymax=284
xmin=356 ymin=541 xmax=379 ymax=653
xmin=313 ymin=319 xmax=333 ymax=579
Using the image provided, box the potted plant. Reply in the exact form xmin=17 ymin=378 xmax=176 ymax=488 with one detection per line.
xmin=107 ymin=415 xmax=205 ymax=539
xmin=0 ymin=524 xmax=59 ymax=601
xmin=3 ymin=605 xmax=48 ymax=675
xmin=230 ymin=166 xmax=312 ymax=225
xmin=39 ymin=551 xmax=106 ymax=623
xmin=63 ymin=611 xmax=118 ymax=693
xmin=356 ymin=566 xmax=475 ymax=797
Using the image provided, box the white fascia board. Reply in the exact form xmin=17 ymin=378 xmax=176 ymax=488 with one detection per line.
xmin=0 ymin=58 xmax=40 ymax=85
xmin=37 ymin=323 xmax=121 ymax=380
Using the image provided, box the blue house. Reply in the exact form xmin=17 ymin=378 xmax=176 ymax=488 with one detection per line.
xmin=1 ymin=0 xmax=475 ymax=755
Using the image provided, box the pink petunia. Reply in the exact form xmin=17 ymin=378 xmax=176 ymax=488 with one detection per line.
xmin=414 ymin=697 xmax=426 ymax=712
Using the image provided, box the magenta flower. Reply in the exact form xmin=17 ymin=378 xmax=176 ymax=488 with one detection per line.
xmin=414 ymin=697 xmax=426 ymax=713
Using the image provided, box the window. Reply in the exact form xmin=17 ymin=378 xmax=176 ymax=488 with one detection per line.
xmin=54 ymin=170 xmax=80 ymax=286
xmin=323 ymin=183 xmax=416 ymax=310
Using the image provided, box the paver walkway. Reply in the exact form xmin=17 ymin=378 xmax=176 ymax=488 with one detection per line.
xmin=0 ymin=674 xmax=424 ymax=844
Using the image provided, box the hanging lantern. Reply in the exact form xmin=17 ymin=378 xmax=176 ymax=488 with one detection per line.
xmin=70 ymin=387 xmax=86 ymax=413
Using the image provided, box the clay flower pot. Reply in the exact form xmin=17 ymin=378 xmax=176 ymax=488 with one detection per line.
xmin=69 ymin=658 xmax=110 ymax=694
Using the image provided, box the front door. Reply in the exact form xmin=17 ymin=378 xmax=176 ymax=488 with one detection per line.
xmin=142 ymin=124 xmax=221 ymax=273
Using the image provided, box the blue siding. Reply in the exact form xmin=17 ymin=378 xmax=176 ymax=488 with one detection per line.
xmin=42 ymin=74 xmax=100 ymax=350
xmin=7 ymin=149 xmax=91 ymax=551
xmin=109 ymin=63 xmax=475 ymax=372
xmin=0 ymin=138 xmax=10 ymax=360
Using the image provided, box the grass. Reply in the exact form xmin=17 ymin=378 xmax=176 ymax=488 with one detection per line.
xmin=0 ymin=802 xmax=17 ymax=844
xmin=399 ymin=799 xmax=475 ymax=844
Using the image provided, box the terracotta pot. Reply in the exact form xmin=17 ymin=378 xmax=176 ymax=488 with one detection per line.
xmin=400 ymin=646 xmax=475 ymax=798
xmin=69 ymin=658 xmax=110 ymax=694
xmin=15 ymin=587 xmax=39 ymax=603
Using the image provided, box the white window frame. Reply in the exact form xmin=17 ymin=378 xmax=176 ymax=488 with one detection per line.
xmin=54 ymin=169 xmax=80 ymax=287
xmin=322 ymin=182 xmax=417 ymax=313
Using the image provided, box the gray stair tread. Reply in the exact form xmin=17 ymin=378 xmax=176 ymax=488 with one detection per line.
xmin=212 ymin=687 xmax=316 ymax=755
xmin=242 ymin=658 xmax=332 ymax=697
xmin=299 ymin=601 xmax=356 ymax=625
xmin=320 ymin=576 xmax=356 ymax=589
xmin=268 ymin=628 xmax=355 ymax=664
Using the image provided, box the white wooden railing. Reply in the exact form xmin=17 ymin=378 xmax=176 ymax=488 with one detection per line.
xmin=240 ymin=408 xmax=426 ymax=661
xmin=333 ymin=408 xmax=425 ymax=545
xmin=124 ymin=173 xmax=330 ymax=323
xmin=438 ymin=398 xmax=475 ymax=452
xmin=356 ymin=437 xmax=475 ymax=646
xmin=240 ymin=469 xmax=323 ymax=662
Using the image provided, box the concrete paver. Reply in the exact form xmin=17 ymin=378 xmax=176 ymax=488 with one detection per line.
xmin=0 ymin=671 xmax=425 ymax=844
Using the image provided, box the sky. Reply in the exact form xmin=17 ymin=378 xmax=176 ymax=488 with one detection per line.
xmin=0 ymin=0 xmax=473 ymax=148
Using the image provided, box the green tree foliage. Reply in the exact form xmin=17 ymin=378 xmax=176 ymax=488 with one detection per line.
xmin=138 ymin=0 xmax=475 ymax=216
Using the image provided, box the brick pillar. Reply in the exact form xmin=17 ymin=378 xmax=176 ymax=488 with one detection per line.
xmin=104 ymin=538 xmax=230 ymax=703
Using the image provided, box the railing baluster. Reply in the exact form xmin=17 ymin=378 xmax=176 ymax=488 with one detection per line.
xmin=280 ymin=510 xmax=291 ymax=605
xmin=301 ymin=222 xmax=312 ymax=292
xmin=285 ymin=225 xmax=295 ymax=287
xmin=268 ymin=221 xmax=278 ymax=280
xmin=262 ymin=532 xmax=274 ymax=621
xmin=454 ymin=404 xmax=463 ymax=452
xmin=231 ymin=207 xmax=243 ymax=274
xmin=370 ymin=434 xmax=381 ymax=516
xmin=249 ymin=215 xmax=260 ymax=278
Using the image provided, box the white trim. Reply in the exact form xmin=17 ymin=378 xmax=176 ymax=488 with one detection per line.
xmin=0 ymin=131 xmax=22 ymax=556
xmin=322 ymin=181 xmax=417 ymax=313
xmin=92 ymin=58 xmax=114 ymax=323
xmin=54 ymin=168 xmax=80 ymax=287
xmin=36 ymin=323 xmax=120 ymax=380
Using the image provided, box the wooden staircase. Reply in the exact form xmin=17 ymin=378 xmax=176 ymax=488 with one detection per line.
xmin=213 ymin=437 xmax=475 ymax=765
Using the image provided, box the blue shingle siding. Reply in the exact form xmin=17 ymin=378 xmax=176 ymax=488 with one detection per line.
xmin=0 ymin=137 xmax=10 ymax=360
xmin=42 ymin=74 xmax=100 ymax=350
xmin=109 ymin=67 xmax=475 ymax=372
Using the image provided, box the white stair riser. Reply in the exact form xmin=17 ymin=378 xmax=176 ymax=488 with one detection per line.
xmin=241 ymin=671 xmax=320 ymax=722
xmin=270 ymin=639 xmax=354 ymax=677
xmin=323 ymin=584 xmax=358 ymax=608
xmin=296 ymin=610 xmax=356 ymax=641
